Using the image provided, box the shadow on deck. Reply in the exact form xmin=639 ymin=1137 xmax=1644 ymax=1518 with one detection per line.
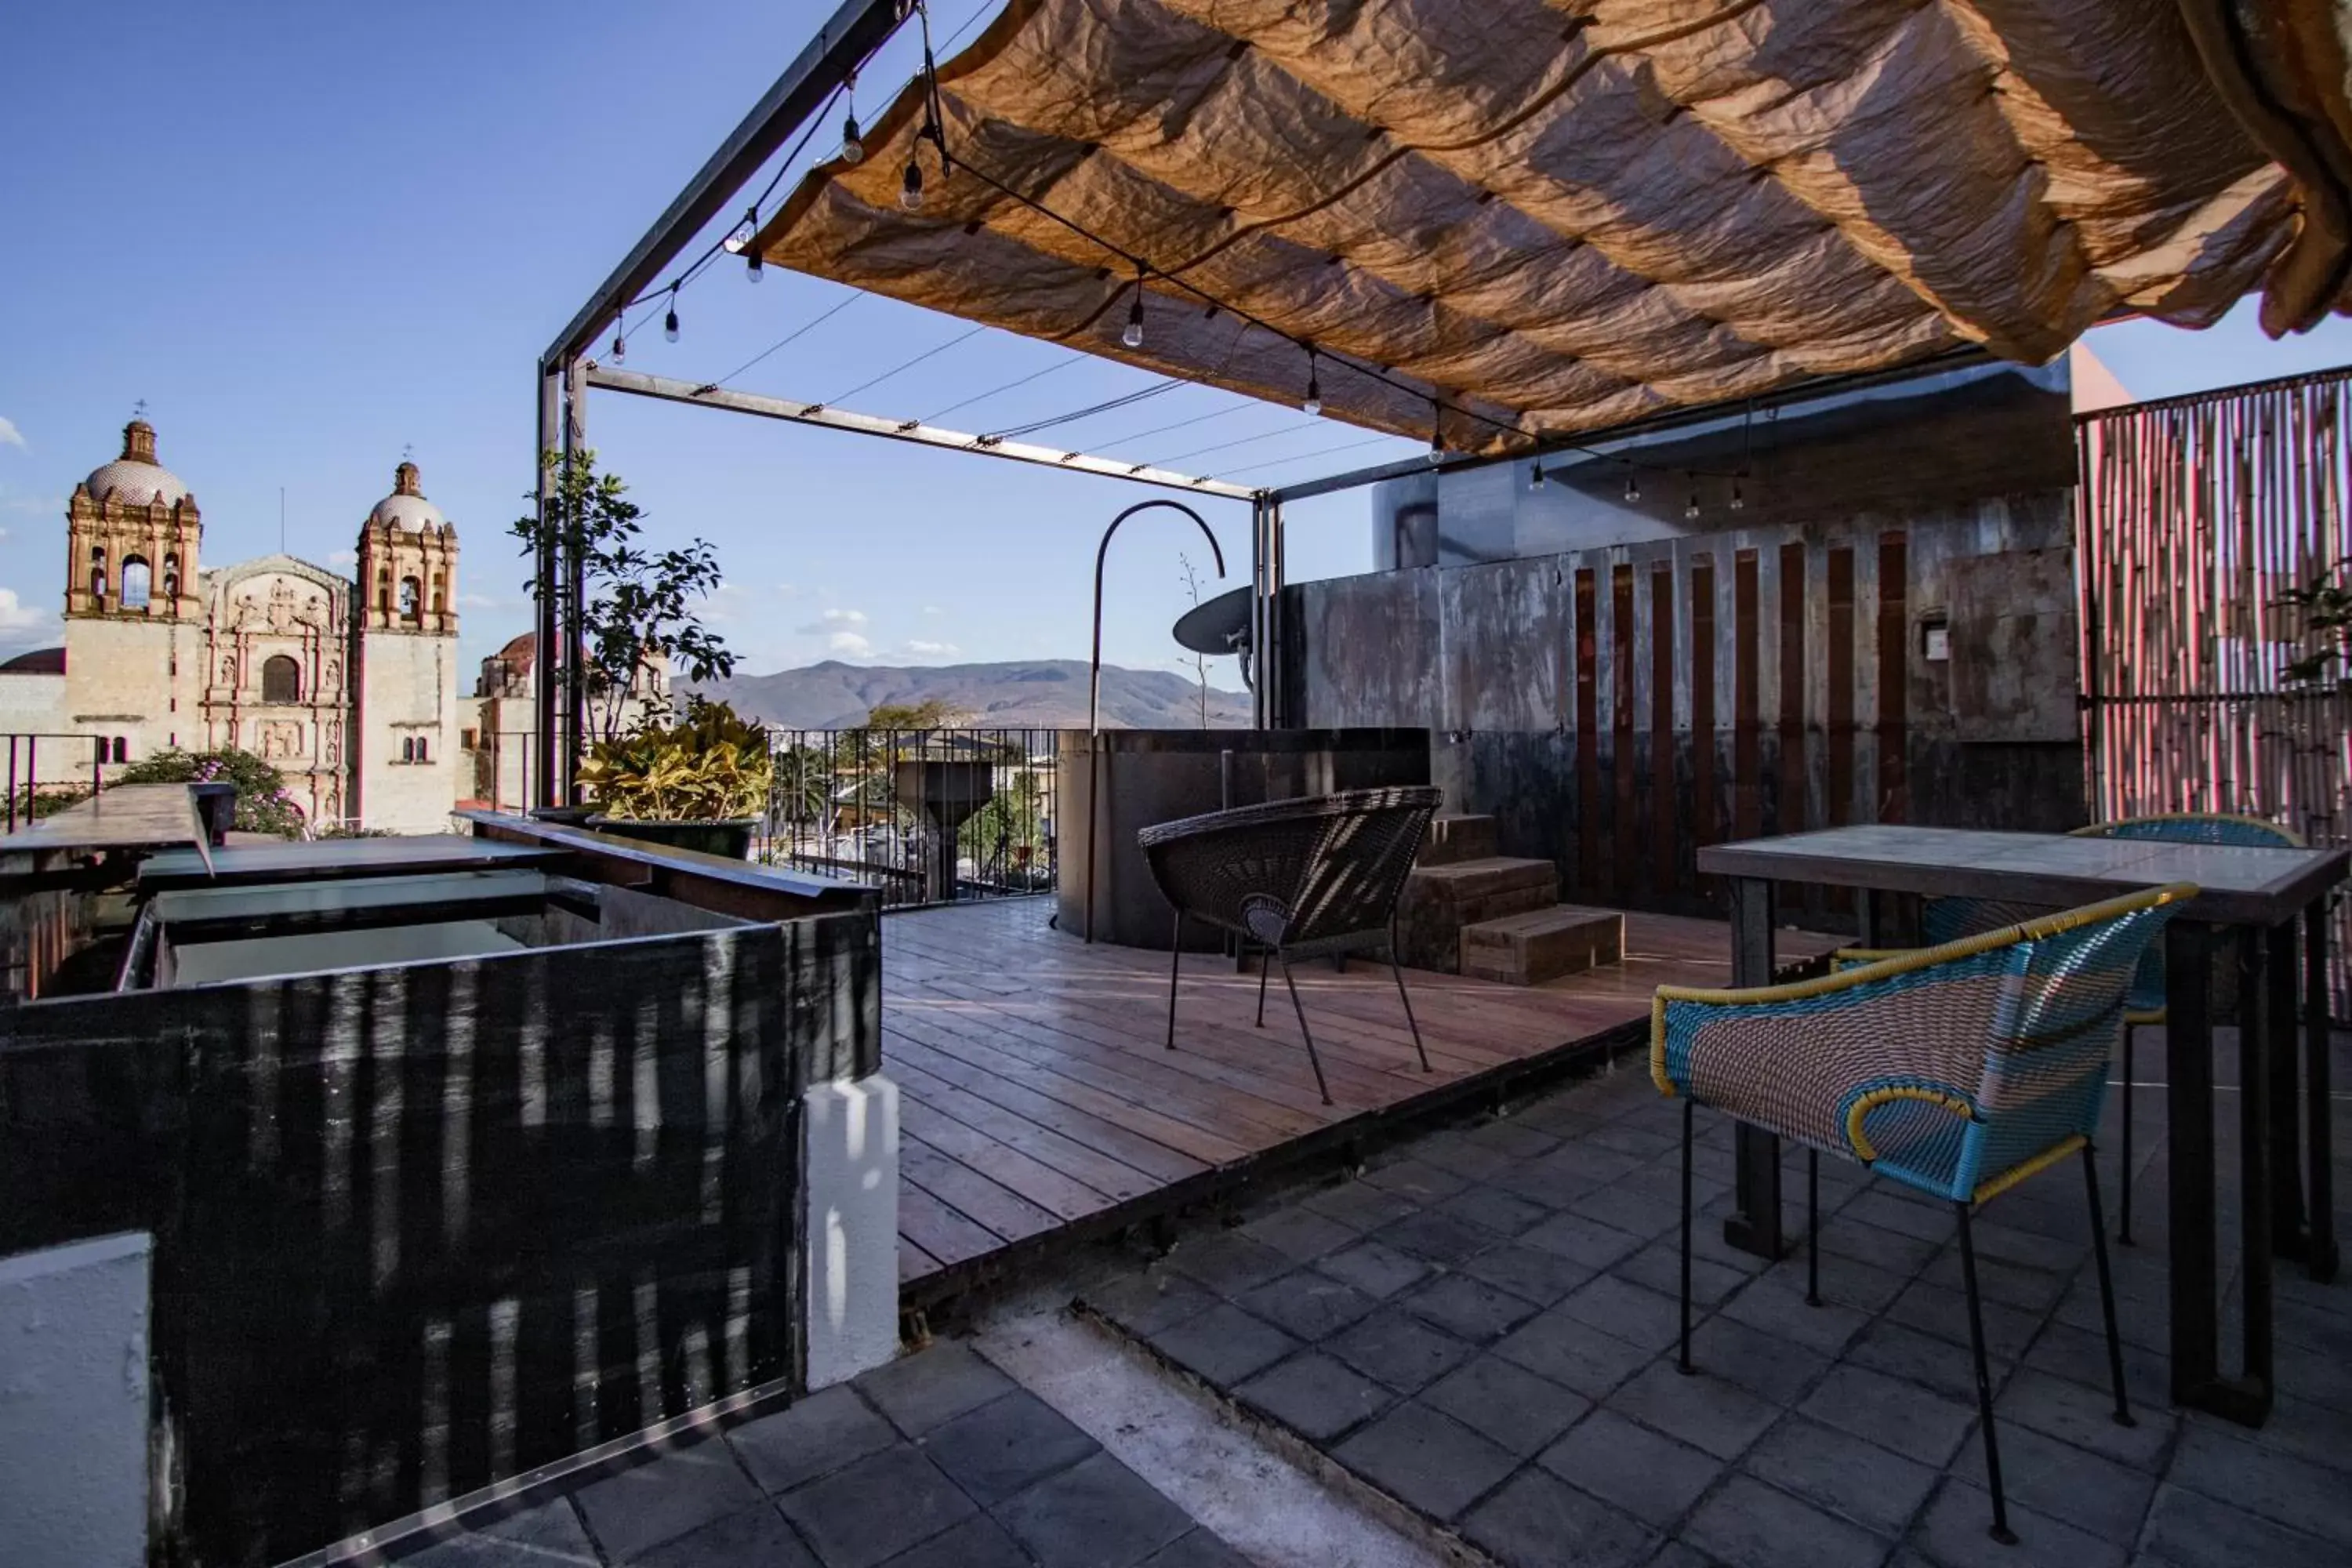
xmin=884 ymin=898 xmax=1842 ymax=1308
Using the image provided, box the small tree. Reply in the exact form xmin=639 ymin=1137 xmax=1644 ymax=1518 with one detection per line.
xmin=1177 ymin=550 xmax=1210 ymax=728
xmin=2277 ymin=557 xmax=2352 ymax=688
xmin=116 ymin=746 xmax=306 ymax=837
xmin=511 ymin=448 xmax=736 ymax=744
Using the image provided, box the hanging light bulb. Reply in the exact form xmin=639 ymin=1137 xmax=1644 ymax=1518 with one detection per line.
xmin=744 ymin=205 xmax=763 ymax=281
xmin=1122 ymin=268 xmax=1146 ymax=349
xmin=1684 ymin=479 xmax=1701 ymax=521
xmin=610 ymin=328 xmax=626 ymax=363
xmin=663 ymin=289 xmax=680 ymax=343
xmin=1730 ymin=478 xmax=1745 ymax=511
xmin=1302 ymin=351 xmax=1322 ymax=416
xmin=900 ymin=155 xmax=924 ymax=212
xmin=1530 ymin=459 xmax=1547 ymax=491
xmin=1624 ymin=471 xmax=1641 ymax=503
xmin=840 ymin=77 xmax=865 ymax=164
xmin=1429 ymin=403 xmax=1446 ymax=465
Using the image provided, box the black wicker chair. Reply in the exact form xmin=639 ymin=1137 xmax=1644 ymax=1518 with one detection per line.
xmin=1138 ymin=786 xmax=1443 ymax=1103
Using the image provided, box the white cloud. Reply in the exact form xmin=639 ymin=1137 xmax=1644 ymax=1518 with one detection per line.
xmin=797 ymin=607 xmax=869 ymax=634
xmin=328 ymin=548 xmax=357 ymax=567
xmin=0 ymin=495 xmax=60 ymax=517
xmin=0 ymin=587 xmax=58 ymax=649
xmin=0 ymin=417 xmax=24 ymax=450
xmin=906 ymin=640 xmax=958 ymax=657
xmin=456 ymin=593 xmax=500 ymax=609
xmin=827 ymin=630 xmax=873 ymax=656
xmin=922 ymin=604 xmax=942 ymax=615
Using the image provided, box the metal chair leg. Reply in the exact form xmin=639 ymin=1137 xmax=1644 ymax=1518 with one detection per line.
xmin=2082 ymin=1142 xmax=2136 ymax=1428
xmin=1388 ymin=925 xmax=1432 ymax=1073
xmin=1277 ymin=954 xmax=1334 ymax=1105
xmin=1956 ymin=1203 xmax=2017 ymax=1544
xmin=2118 ymin=1022 xmax=2135 ymax=1246
xmin=1255 ymin=947 xmax=1270 ymax=1027
xmin=1679 ymin=1098 xmax=1695 ymax=1374
xmin=1806 ymin=1149 xmax=1822 ymax=1307
xmin=1164 ymin=913 xmax=1182 ymax=1051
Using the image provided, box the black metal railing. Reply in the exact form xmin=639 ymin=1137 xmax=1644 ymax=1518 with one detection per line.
xmin=1 ymin=732 xmax=122 ymax=833
xmin=762 ymin=728 xmax=1062 ymax=908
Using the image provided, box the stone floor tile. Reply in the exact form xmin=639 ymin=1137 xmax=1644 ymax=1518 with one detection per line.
xmin=1313 ymin=1238 xmax=1434 ymax=1299
xmin=1918 ymin=1248 xmax=2072 ymax=1313
xmin=1443 ymin=1185 xmax=1552 ymax=1237
xmin=1235 ymin=1270 xmax=1380 ymax=1341
xmin=1815 ymin=1216 xmax=1944 ymax=1276
xmin=1992 ymin=1368 xmax=2173 ymax=1472
xmin=1568 ymin=1185 xmax=1683 ymax=1240
xmin=1374 ymin=1208 xmax=1499 ymax=1266
xmin=1680 ymin=1473 xmax=1886 ymax=1568
xmin=1460 ymin=1468 xmax=1659 ymax=1568
xmin=1798 ymin=1364 xmax=1976 ymax=1468
xmin=918 ymin=1389 xmax=1098 ymax=1507
xmin=871 ymin=1513 xmax=1031 ymax=1568
xmin=1465 ymin=1116 xmax=1566 ymax=1161
xmin=1686 ymin=1315 xmax=1832 ymax=1406
xmin=1415 ymin=1132 xmax=1524 ymax=1182
xmin=1232 ymin=1351 xmax=1393 ymax=1442
xmin=1715 ymin=1276 xmax=1871 ymax=1357
xmin=1492 ymin=1308 xmax=1654 ymax=1399
xmin=992 ymin=1450 xmax=1194 ymax=1568
xmin=1237 ymin=1205 xmax=1357 ymax=1263
xmin=1419 ymin=1352 xmax=1590 ymax=1457
xmin=570 ymin=1442 xmax=766 ymax=1563
xmin=402 ymin=1498 xmax=600 ymax=1567
xmin=1520 ymin=1211 xmax=1647 ymax=1270
xmin=1163 ymin=1231 xmax=1295 ymax=1298
xmin=2165 ymin=1423 xmax=2352 ymax=1547
xmin=1138 ymin=1526 xmax=1257 ymax=1568
xmin=2188 ymin=1393 xmax=2352 ymax=1478
xmin=1911 ymin=1479 xmax=2125 ymax=1568
xmin=1645 ymin=1545 xmax=1728 ymax=1568
xmin=1842 ymin=1319 xmax=1990 ymax=1404
xmin=2053 ymin=1279 xmax=2169 ymax=1356
xmin=1955 ymin=1216 xmax=2087 ymax=1274
xmin=1842 ymin=1189 xmax=1958 ymax=1244
xmin=858 ymin=1344 xmax=1018 ymax=1438
xmin=1946 ymin=1419 xmax=2151 ymax=1544
xmin=1490 ymin=1156 xmax=1613 ymax=1210
xmin=1361 ymin=1156 xmax=1475 ymax=1203
xmin=1147 ymin=1301 xmax=1299 ymax=1388
xmin=1605 ymin=1362 xmax=1781 ymax=1461
xmin=1586 ymin=1122 xmax=1678 ymax=1160
xmin=1740 ymin=1413 xmax=1936 ymax=1537
xmin=1809 ymin=1252 xmax=1916 ymax=1314
xmin=1886 ymin=1279 xmax=2046 ymax=1363
xmin=1537 ymin=1407 xmax=1723 ymax=1526
xmin=2016 ymin=1319 xmax=2165 ymax=1410
xmin=1330 ymin=1399 xmax=1520 ymax=1521
xmin=1080 ymin=1268 xmax=1222 ymax=1340
xmin=2136 ymin=1482 xmax=2352 ymax=1568
xmin=1399 ymin=1272 xmax=1542 ymax=1343
xmin=775 ymin=1445 xmax=978 ymax=1568
xmin=1327 ymin=1305 xmax=1475 ymax=1393
xmin=1458 ymin=1241 xmax=1597 ymax=1306
xmin=1614 ymin=1240 xmax=1748 ymax=1308
xmin=1557 ymin=1274 xmax=1685 ymax=1354
xmin=631 ymin=1504 xmax=818 ymax=1568
xmin=730 ymin=1384 xmax=898 ymax=1495
xmin=1526 ymin=1142 xmax=1647 ymax=1189
xmin=1302 ymin=1180 xmax=1423 ymax=1232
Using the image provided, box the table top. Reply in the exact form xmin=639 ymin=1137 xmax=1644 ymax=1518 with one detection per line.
xmin=0 ymin=784 xmax=210 ymax=866
xmin=136 ymin=833 xmax=561 ymax=891
xmin=1697 ymin=824 xmax=2347 ymax=926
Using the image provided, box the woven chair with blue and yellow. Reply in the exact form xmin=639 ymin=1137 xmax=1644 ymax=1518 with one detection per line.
xmin=1835 ymin=813 xmax=2303 ymax=1246
xmin=1653 ymin=883 xmax=2192 ymax=1545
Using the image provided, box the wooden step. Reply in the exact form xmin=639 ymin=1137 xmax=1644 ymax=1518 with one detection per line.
xmin=1394 ymin=855 xmax=1560 ymax=971
xmin=1460 ymin=905 xmax=1626 ymax=986
xmin=1418 ymin=813 xmax=1499 ymax=866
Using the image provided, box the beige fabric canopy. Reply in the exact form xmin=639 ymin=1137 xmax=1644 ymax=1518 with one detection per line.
xmin=753 ymin=0 xmax=2352 ymax=457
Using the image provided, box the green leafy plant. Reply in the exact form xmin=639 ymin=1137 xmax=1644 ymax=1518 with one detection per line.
xmin=115 ymin=746 xmax=304 ymax=837
xmin=511 ymin=448 xmax=735 ymax=743
xmin=579 ymin=698 xmax=774 ymax=822
xmin=2277 ymin=556 xmax=2352 ymax=688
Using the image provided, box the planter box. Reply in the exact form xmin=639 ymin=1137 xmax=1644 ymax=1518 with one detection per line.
xmin=589 ymin=815 xmax=757 ymax=860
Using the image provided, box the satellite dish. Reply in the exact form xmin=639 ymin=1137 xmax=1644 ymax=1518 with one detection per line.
xmin=1173 ymin=583 xmax=1253 ymax=656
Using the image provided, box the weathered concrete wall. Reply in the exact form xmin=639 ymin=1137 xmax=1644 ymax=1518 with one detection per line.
xmin=802 ymin=1076 xmax=901 ymax=1389
xmin=0 ymin=1232 xmax=151 ymax=1568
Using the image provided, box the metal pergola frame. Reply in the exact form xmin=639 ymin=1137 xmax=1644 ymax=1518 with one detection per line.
xmin=531 ymin=0 xmax=1955 ymax=805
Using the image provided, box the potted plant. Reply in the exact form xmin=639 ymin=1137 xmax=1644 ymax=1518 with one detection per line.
xmin=512 ymin=448 xmax=739 ymax=825
xmin=578 ymin=698 xmax=773 ymax=859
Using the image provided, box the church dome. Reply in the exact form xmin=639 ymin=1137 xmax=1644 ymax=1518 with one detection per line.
xmin=83 ymin=419 xmax=191 ymax=508
xmin=368 ymin=459 xmax=447 ymax=531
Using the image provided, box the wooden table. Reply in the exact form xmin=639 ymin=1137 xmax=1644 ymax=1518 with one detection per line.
xmin=1697 ymin=824 xmax=2347 ymax=1428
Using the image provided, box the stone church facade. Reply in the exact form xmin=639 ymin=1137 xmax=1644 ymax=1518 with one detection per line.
xmin=0 ymin=419 xmax=465 ymax=833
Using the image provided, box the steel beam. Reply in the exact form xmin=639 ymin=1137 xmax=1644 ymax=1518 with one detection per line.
xmin=534 ymin=369 xmax=561 ymax=808
xmin=539 ymin=0 xmax=913 ymax=374
xmin=583 ymin=366 xmax=1260 ymax=500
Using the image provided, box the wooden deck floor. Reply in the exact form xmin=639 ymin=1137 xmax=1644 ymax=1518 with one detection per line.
xmin=883 ymin=898 xmax=1840 ymax=1302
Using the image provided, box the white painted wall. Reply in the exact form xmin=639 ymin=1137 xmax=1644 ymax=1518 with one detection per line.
xmin=801 ymin=1076 xmax=901 ymax=1389
xmin=0 ymin=1232 xmax=151 ymax=1568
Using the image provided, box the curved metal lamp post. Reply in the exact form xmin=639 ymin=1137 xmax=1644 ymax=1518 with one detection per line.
xmin=1085 ymin=500 xmax=1226 ymax=942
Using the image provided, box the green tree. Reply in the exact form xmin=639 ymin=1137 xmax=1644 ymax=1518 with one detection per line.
xmin=115 ymin=747 xmax=305 ymax=837
xmin=863 ymin=698 xmax=964 ymax=730
xmin=958 ymin=768 xmax=1047 ymax=873
xmin=511 ymin=448 xmax=735 ymax=743
xmin=2278 ymin=556 xmax=2352 ymax=688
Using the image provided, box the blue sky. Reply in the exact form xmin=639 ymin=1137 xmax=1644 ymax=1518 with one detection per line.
xmin=3 ymin=1 xmax=2350 ymax=687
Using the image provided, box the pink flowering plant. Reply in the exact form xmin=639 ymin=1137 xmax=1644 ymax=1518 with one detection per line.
xmin=116 ymin=746 xmax=307 ymax=837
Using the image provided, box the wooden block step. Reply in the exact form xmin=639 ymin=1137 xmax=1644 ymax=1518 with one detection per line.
xmin=1418 ymin=814 xmax=1499 ymax=866
xmin=1404 ymin=855 xmax=1558 ymax=901
xmin=1394 ymin=855 xmax=1561 ymax=971
xmin=1460 ymin=905 xmax=1626 ymax=986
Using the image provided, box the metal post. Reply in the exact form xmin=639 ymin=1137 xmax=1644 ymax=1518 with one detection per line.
xmin=561 ymin=359 xmax=589 ymax=804
xmin=533 ymin=369 xmax=562 ymax=809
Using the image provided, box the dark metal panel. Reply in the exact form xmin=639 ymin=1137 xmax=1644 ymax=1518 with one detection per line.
xmin=1439 ymin=556 xmax=1564 ymax=733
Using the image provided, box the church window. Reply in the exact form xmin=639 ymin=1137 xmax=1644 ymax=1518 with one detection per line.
xmin=378 ymin=571 xmax=392 ymax=614
xmin=162 ymin=554 xmax=180 ymax=601
xmin=90 ymin=546 xmax=107 ymax=601
xmin=111 ymin=737 xmax=129 ymax=764
xmin=432 ymin=573 xmax=446 ymax=614
xmin=121 ymin=557 xmax=151 ymax=609
xmin=261 ymin=654 xmax=301 ymax=705
xmin=399 ymin=576 xmax=421 ymax=622
xmin=416 ymin=735 xmax=429 ymax=763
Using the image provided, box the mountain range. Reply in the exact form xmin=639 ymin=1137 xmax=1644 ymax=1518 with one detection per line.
xmin=700 ymin=659 xmax=1251 ymax=730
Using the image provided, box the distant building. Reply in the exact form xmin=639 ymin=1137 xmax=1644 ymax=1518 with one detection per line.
xmin=463 ymin=632 xmax=667 ymax=811
xmin=0 ymin=419 xmax=464 ymax=832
